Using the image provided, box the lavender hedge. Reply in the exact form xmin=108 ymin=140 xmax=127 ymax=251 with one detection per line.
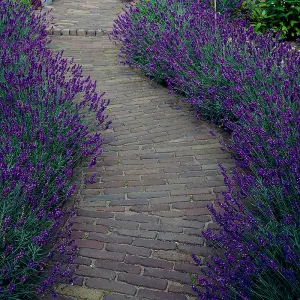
xmin=112 ymin=0 xmax=300 ymax=299
xmin=0 ymin=1 xmax=109 ymax=299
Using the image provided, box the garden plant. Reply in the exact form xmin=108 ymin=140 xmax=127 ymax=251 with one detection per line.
xmin=0 ymin=1 xmax=109 ymax=299
xmin=241 ymin=0 xmax=300 ymax=40
xmin=111 ymin=0 xmax=300 ymax=299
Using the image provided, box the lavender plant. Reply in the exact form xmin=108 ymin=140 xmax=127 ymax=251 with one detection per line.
xmin=192 ymin=85 xmax=300 ymax=298
xmin=111 ymin=0 xmax=194 ymax=82
xmin=112 ymin=0 xmax=300 ymax=298
xmin=0 ymin=1 xmax=109 ymax=298
xmin=112 ymin=0 xmax=299 ymax=124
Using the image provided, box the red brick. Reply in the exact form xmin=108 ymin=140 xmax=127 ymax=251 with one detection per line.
xmin=177 ymin=244 xmax=218 ymax=257
xmin=184 ymin=227 xmax=204 ymax=235
xmin=74 ymin=216 xmax=95 ymax=224
xmin=117 ymin=273 xmax=167 ymax=290
xmin=157 ymin=233 xmax=204 ymax=245
xmin=96 ymin=219 xmax=139 ymax=230
xmin=88 ymin=232 xmax=133 ymax=245
xmin=86 ymin=278 xmax=136 ymax=295
xmin=72 ymin=223 xmax=109 ymax=233
xmin=71 ymin=231 xmax=85 ymax=239
xmin=129 ymin=204 xmax=170 ymax=213
xmin=139 ymin=223 xmax=183 ymax=233
xmin=133 ymin=238 xmax=176 ymax=250
xmin=174 ymin=263 xmax=201 ymax=274
xmin=95 ymin=259 xmax=141 ymax=274
xmin=150 ymin=211 xmax=184 ymax=218
xmin=150 ymin=196 xmax=190 ymax=205
xmin=137 ymin=289 xmax=188 ymax=300
xmin=127 ymin=191 xmax=169 ymax=199
xmin=75 ymin=265 xmax=116 ymax=280
xmin=97 ymin=206 xmax=125 ymax=212
xmin=192 ymin=194 xmax=216 ymax=201
xmin=106 ymin=243 xmax=151 ymax=257
xmin=74 ymin=256 xmax=92 ymax=266
xmin=125 ymin=255 xmax=173 ymax=269
xmin=109 ymin=199 xmax=149 ymax=206
xmin=183 ymin=215 xmax=211 ymax=222
xmin=79 ymin=248 xmax=125 ymax=261
xmin=160 ymin=217 xmax=205 ymax=228
xmin=172 ymin=201 xmax=212 ymax=209
xmin=77 ymin=208 xmax=114 ymax=219
xmin=143 ymin=268 xmax=190 ymax=284
xmin=115 ymin=214 xmax=159 ymax=223
xmin=168 ymin=283 xmax=197 ymax=296
xmin=75 ymin=239 xmax=104 ymax=249
xmin=171 ymin=188 xmax=211 ymax=196
xmin=116 ymin=229 xmax=157 ymax=239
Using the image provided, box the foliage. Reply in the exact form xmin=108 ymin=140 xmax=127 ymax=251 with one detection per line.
xmin=214 ymin=0 xmax=243 ymax=13
xmin=194 ymin=63 xmax=300 ymax=298
xmin=0 ymin=1 xmax=110 ymax=299
xmin=112 ymin=0 xmax=194 ymax=82
xmin=111 ymin=0 xmax=300 ymax=299
xmin=112 ymin=0 xmax=298 ymax=123
xmin=242 ymin=0 xmax=300 ymax=40
xmin=17 ymin=0 xmax=31 ymax=7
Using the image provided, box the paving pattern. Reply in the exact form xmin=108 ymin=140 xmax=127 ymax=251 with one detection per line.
xmin=44 ymin=0 xmax=129 ymax=31
xmin=45 ymin=1 xmax=235 ymax=299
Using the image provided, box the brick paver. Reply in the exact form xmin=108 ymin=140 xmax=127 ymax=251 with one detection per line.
xmin=44 ymin=0 xmax=130 ymax=32
xmin=46 ymin=0 xmax=234 ymax=298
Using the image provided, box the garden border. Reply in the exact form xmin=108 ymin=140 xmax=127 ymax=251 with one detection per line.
xmin=47 ymin=27 xmax=110 ymax=36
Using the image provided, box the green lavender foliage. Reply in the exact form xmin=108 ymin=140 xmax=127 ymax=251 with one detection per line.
xmin=111 ymin=1 xmax=300 ymax=298
xmin=0 ymin=1 xmax=109 ymax=298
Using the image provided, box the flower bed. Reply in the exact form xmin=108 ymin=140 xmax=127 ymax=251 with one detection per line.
xmin=0 ymin=1 xmax=109 ymax=299
xmin=111 ymin=0 xmax=300 ymax=299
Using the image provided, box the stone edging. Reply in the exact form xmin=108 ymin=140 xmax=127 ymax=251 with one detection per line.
xmin=47 ymin=27 xmax=110 ymax=36
xmin=47 ymin=28 xmax=300 ymax=52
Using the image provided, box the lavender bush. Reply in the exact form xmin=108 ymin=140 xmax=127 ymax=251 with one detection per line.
xmin=192 ymin=86 xmax=300 ymax=298
xmin=0 ymin=1 xmax=109 ymax=298
xmin=112 ymin=0 xmax=299 ymax=124
xmin=112 ymin=0 xmax=299 ymax=298
xmin=111 ymin=0 xmax=194 ymax=82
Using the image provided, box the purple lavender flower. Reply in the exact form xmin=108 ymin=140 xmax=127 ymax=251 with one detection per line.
xmin=111 ymin=0 xmax=300 ymax=298
xmin=0 ymin=0 xmax=110 ymax=298
xmin=7 ymin=283 xmax=15 ymax=293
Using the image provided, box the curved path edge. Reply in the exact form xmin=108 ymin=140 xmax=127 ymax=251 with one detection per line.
xmin=44 ymin=1 xmax=235 ymax=299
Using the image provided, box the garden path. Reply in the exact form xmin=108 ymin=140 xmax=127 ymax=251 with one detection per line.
xmin=45 ymin=0 xmax=130 ymax=33
xmin=46 ymin=1 xmax=235 ymax=299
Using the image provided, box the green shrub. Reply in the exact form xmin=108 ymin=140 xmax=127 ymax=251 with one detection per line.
xmin=12 ymin=0 xmax=31 ymax=7
xmin=242 ymin=0 xmax=300 ymax=40
xmin=19 ymin=0 xmax=31 ymax=7
xmin=112 ymin=1 xmax=300 ymax=298
xmin=0 ymin=0 xmax=109 ymax=298
xmin=214 ymin=0 xmax=242 ymax=13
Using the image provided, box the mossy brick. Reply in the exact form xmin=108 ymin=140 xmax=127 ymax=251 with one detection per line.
xmin=55 ymin=285 xmax=105 ymax=300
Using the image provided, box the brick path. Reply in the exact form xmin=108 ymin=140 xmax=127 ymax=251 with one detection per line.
xmin=46 ymin=1 xmax=235 ymax=300
xmin=44 ymin=0 xmax=129 ymax=32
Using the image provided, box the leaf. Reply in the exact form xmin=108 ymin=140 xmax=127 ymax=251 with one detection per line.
xmin=255 ymin=22 xmax=262 ymax=30
xmin=273 ymin=6 xmax=285 ymax=12
xmin=281 ymin=25 xmax=288 ymax=33
xmin=290 ymin=20 xmax=298 ymax=26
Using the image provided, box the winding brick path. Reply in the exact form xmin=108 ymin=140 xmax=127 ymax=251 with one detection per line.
xmin=46 ymin=1 xmax=235 ymax=299
xmin=45 ymin=0 xmax=128 ymax=32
